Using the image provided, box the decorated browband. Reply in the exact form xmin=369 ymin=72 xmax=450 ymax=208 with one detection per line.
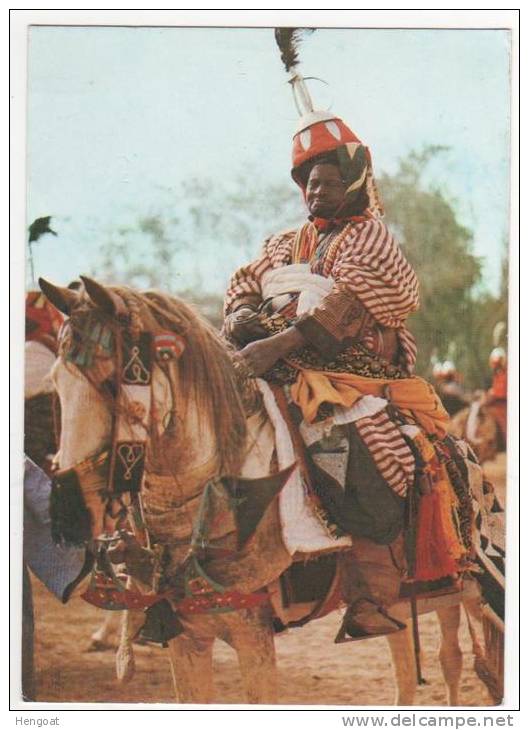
xmin=66 ymin=320 xmax=186 ymax=498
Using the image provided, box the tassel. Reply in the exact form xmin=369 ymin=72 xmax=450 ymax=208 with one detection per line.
xmin=436 ymin=468 xmax=467 ymax=562
xmin=414 ymin=489 xmax=460 ymax=580
xmin=412 ymin=431 xmax=436 ymax=463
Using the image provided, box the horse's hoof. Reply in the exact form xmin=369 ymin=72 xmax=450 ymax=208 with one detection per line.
xmin=86 ymin=639 xmax=114 ymax=653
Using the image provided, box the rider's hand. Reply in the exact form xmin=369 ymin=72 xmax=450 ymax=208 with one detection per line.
xmin=237 ymin=327 xmax=305 ymax=377
xmin=224 ymin=307 xmax=268 ymax=345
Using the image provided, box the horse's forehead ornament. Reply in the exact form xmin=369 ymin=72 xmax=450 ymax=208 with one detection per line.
xmin=154 ymin=332 xmax=186 ymax=362
xmin=122 ymin=332 xmax=152 ymax=385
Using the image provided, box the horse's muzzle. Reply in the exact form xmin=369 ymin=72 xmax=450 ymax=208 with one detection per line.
xmin=51 ymin=451 xmax=111 ymax=546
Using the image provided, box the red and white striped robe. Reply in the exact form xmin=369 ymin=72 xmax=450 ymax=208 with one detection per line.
xmin=225 ymin=218 xmax=420 ymax=373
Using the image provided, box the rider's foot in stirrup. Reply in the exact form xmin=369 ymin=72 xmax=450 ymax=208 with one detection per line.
xmin=335 ymin=598 xmax=406 ymax=643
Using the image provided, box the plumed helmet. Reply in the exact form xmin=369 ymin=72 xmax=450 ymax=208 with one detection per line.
xmin=274 ymin=27 xmax=383 ymax=217
xmin=292 ymin=112 xmax=361 ymax=170
xmin=291 ymin=116 xmax=384 ymax=218
xmin=489 ymin=347 xmax=507 ymax=369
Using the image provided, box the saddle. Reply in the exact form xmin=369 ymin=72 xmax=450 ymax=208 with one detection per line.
xmin=267 ymin=554 xmax=463 ymax=634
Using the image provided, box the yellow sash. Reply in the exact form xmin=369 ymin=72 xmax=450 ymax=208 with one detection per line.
xmin=289 ymin=367 xmax=449 ymax=437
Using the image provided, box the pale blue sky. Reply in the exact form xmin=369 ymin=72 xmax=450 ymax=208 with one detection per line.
xmin=27 ymin=26 xmax=511 ymax=294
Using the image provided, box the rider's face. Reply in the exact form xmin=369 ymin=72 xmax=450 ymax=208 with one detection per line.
xmin=306 ymin=163 xmax=347 ymax=219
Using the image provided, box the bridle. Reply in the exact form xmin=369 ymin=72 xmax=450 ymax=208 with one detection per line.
xmin=52 ymin=305 xmax=186 ymax=609
xmin=51 ymin=297 xmax=271 ymax=620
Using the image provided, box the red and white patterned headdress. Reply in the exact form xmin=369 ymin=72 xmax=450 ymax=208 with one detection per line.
xmin=275 ymin=28 xmax=384 ymax=218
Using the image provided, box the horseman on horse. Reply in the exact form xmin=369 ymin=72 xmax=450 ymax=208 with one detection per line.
xmin=447 ymin=325 xmax=508 ymax=462
xmin=485 ymin=344 xmax=507 ymax=448
xmin=221 ymin=35 xmax=482 ymax=643
xmin=432 ymin=357 xmax=469 ymax=417
xmin=31 ymin=30 xmax=505 ymax=704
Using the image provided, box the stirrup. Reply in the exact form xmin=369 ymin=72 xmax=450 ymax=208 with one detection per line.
xmin=334 ymin=601 xmax=407 ymax=644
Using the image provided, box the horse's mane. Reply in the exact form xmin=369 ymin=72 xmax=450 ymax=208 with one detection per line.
xmin=112 ymin=286 xmax=248 ymax=477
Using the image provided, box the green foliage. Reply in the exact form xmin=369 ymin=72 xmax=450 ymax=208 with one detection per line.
xmin=379 ymin=146 xmax=506 ymax=388
xmin=93 ymin=171 xmax=302 ymax=299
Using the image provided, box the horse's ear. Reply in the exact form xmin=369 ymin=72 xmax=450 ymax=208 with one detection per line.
xmin=38 ymin=277 xmax=79 ymax=315
xmin=80 ymin=276 xmax=127 ymax=318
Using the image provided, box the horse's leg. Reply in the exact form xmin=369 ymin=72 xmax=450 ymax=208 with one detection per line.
xmin=463 ymin=594 xmax=486 ymax=657
xmin=115 ymin=609 xmax=145 ymax=683
xmin=88 ymin=611 xmax=120 ymax=651
xmin=437 ymin=605 xmax=463 ymax=705
xmin=166 ymin=633 xmax=215 ymax=703
xmin=387 ymin=624 xmax=418 ymax=705
xmin=462 ymin=596 xmax=503 ymax=703
xmin=224 ymin=609 xmax=278 ymax=704
xmin=464 ymin=594 xmax=483 ymax=626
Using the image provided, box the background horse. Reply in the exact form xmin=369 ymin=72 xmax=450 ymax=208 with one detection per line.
xmin=23 ymin=291 xmax=63 ymax=700
xmin=39 ymin=276 xmax=500 ymax=706
xmin=449 ymin=393 xmax=503 ymax=464
xmin=24 ymin=291 xmax=113 ymax=688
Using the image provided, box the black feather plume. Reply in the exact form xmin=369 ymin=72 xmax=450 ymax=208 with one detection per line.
xmin=274 ymin=28 xmax=315 ymax=74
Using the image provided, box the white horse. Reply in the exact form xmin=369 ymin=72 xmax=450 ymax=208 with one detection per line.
xmin=40 ymin=277 xmax=498 ymax=706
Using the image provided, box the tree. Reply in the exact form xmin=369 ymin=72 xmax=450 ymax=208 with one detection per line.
xmin=379 ymin=147 xmax=504 ymax=388
xmin=92 ymin=172 xmax=303 ymax=323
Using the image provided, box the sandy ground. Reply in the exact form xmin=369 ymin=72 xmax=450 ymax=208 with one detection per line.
xmin=27 ymin=454 xmax=506 ymax=707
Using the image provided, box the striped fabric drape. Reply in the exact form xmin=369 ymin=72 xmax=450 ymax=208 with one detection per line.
xmin=354 ymin=407 xmax=416 ymax=497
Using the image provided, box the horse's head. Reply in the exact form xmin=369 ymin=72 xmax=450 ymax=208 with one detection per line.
xmin=37 ymin=277 xmax=130 ymax=542
xmin=39 ymin=276 xmax=248 ymax=545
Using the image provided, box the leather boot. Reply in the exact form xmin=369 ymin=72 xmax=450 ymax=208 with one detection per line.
xmin=336 ymin=537 xmax=406 ymax=643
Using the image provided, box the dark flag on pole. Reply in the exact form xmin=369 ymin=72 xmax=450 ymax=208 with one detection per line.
xmin=27 ymin=216 xmax=57 ymax=285
xmin=28 ymin=216 xmax=57 ymax=243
